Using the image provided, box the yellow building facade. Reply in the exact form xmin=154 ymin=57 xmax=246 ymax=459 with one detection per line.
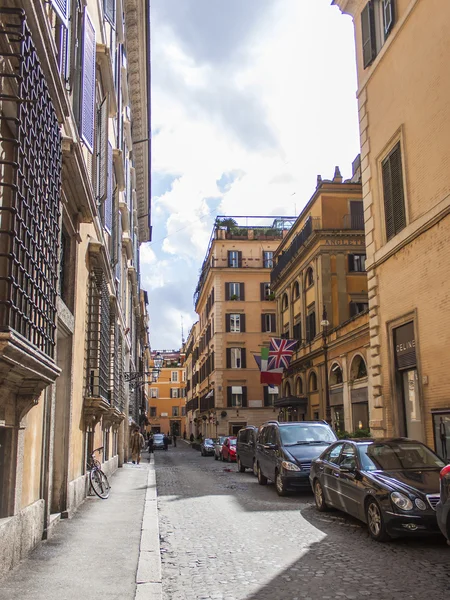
xmin=0 ymin=0 xmax=150 ymax=575
xmin=187 ymin=217 xmax=296 ymax=438
xmin=333 ymin=0 xmax=450 ymax=453
xmin=271 ymin=166 xmax=369 ymax=433
xmin=148 ymin=351 xmax=186 ymax=438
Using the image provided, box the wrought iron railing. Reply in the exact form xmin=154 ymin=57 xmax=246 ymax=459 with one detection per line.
xmin=86 ymin=269 xmax=110 ymax=401
xmin=200 ymin=394 xmax=215 ymax=413
xmin=271 ymin=217 xmax=319 ymax=285
xmin=0 ymin=8 xmax=61 ymax=358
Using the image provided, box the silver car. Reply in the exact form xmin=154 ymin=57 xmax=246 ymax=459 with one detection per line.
xmin=153 ymin=433 xmax=165 ymax=450
xmin=214 ymin=436 xmax=229 ymax=460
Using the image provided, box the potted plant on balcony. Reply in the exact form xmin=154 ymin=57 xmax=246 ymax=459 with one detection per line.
xmin=230 ymin=294 xmax=238 ymax=301
xmin=268 ymin=292 xmax=275 ymax=301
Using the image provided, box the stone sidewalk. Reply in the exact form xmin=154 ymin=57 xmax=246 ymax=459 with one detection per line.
xmin=0 ymin=454 xmax=162 ymax=600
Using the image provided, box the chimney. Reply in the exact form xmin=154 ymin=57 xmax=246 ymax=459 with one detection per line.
xmin=333 ymin=166 xmax=343 ymax=183
xmin=316 ymin=175 xmax=322 ymax=188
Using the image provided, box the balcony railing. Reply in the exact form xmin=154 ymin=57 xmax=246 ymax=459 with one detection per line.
xmin=271 ymin=217 xmax=319 ymax=285
xmin=186 ymin=397 xmax=199 ymax=413
xmin=200 ymin=394 xmax=215 ymax=412
xmin=342 ymin=214 xmax=364 ymax=230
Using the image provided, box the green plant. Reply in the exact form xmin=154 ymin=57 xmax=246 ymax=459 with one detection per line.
xmin=230 ymin=294 xmax=238 ymax=300
xmin=337 ymin=428 xmax=371 ymax=439
xmin=267 ymin=292 xmax=275 ymax=301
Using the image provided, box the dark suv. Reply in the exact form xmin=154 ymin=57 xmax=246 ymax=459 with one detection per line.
xmin=255 ymin=421 xmax=337 ymax=496
xmin=236 ymin=426 xmax=258 ymax=475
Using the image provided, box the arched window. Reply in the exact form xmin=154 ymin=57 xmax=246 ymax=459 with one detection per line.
xmin=330 ymin=363 xmax=343 ymax=386
xmin=350 ymin=355 xmax=368 ymax=380
xmin=296 ymin=377 xmax=303 ymax=395
xmin=284 ymin=382 xmax=291 ymax=397
xmin=292 ymin=281 xmax=300 ymax=300
xmin=309 ymin=371 xmax=318 ymax=392
xmin=282 ymin=293 xmax=289 ymax=310
xmin=306 ymin=267 xmax=314 ymax=287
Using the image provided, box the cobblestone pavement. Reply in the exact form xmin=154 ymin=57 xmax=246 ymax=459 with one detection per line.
xmin=155 ymin=443 xmax=450 ymax=600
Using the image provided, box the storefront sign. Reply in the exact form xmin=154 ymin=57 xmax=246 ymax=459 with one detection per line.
xmin=394 ymin=322 xmax=416 ymax=370
xmin=351 ymin=387 xmax=368 ymax=404
xmin=330 ymin=387 xmax=343 ymax=407
xmin=325 ymin=239 xmax=364 ymax=246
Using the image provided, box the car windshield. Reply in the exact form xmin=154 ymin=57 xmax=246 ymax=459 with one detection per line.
xmin=204 ymin=439 xmax=214 ymax=445
xmin=229 ymin=439 xmax=236 ymax=446
xmin=217 ymin=437 xmax=227 ymax=444
xmin=280 ymin=425 xmax=336 ymax=445
xmin=154 ymin=434 xmax=164 ymax=440
xmin=360 ymin=441 xmax=446 ymax=471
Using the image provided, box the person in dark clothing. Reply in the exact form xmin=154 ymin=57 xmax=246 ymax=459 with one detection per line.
xmin=148 ymin=435 xmax=154 ymax=454
xmin=173 ymin=434 xmax=177 ymax=447
xmin=163 ymin=434 xmax=169 ymax=451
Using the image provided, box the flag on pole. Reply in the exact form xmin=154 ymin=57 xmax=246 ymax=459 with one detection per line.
xmin=254 ymin=347 xmax=283 ymax=385
xmin=268 ymin=338 xmax=297 ymax=370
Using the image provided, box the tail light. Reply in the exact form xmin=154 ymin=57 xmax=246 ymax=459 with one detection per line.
xmin=440 ymin=465 xmax=450 ymax=480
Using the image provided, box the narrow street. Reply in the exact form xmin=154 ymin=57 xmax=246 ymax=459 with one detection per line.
xmin=157 ymin=443 xmax=450 ymax=600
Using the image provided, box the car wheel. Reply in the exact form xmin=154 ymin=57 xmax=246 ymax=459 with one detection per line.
xmin=252 ymin=459 xmax=258 ymax=477
xmin=313 ymin=480 xmax=329 ymax=512
xmin=257 ymin=463 xmax=268 ymax=486
xmin=275 ymin=470 xmax=288 ymax=496
xmin=366 ymin=498 xmax=390 ymax=542
xmin=238 ymin=457 xmax=245 ymax=473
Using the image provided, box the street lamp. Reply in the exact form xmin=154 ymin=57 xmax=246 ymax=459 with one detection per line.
xmin=153 ymin=352 xmax=164 ymax=369
xmin=320 ymin=306 xmax=331 ymax=426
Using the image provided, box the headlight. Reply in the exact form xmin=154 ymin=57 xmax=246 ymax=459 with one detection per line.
xmin=391 ymin=491 xmax=413 ymax=511
xmin=414 ymin=498 xmax=427 ymax=511
xmin=281 ymin=461 xmax=301 ymax=472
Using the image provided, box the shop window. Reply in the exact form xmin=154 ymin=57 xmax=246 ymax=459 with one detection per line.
xmin=351 ymin=355 xmax=368 ymax=380
xmin=352 ymin=403 xmax=369 ymax=431
xmin=333 ymin=406 xmax=345 ymax=434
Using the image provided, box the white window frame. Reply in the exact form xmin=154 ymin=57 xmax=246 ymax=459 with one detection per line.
xmin=172 ymin=406 xmax=179 ymax=417
xmin=182 ymin=371 xmax=186 ymax=382
xmin=263 ymin=282 xmax=271 ymax=300
xmin=263 ymin=251 xmax=274 ymax=269
xmin=171 ymin=388 xmax=179 ymax=398
xmin=229 ymin=251 xmax=239 ymax=268
xmin=230 ymin=314 xmax=241 ymax=333
xmin=229 ymin=282 xmax=240 ymax=299
xmin=264 ymin=313 xmax=273 ymax=333
xmin=171 ymin=371 xmax=178 ymax=382
xmin=150 ymin=388 xmax=158 ymax=398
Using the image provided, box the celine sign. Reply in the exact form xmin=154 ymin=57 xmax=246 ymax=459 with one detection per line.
xmin=394 ymin=322 xmax=416 ymax=370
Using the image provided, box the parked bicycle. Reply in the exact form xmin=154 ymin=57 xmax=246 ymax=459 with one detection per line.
xmin=87 ymin=446 xmax=110 ymax=499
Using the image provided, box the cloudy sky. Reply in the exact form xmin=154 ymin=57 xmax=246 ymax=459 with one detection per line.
xmin=142 ymin=0 xmax=360 ymax=350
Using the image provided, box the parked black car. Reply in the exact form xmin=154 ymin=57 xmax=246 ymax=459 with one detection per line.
xmin=201 ymin=438 xmax=216 ymax=457
xmin=437 ymin=464 xmax=450 ymax=545
xmin=255 ymin=421 xmax=337 ymax=496
xmin=236 ymin=426 xmax=258 ymax=475
xmin=310 ymin=438 xmax=445 ymax=542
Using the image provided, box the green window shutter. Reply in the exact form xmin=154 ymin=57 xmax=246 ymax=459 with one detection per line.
xmin=80 ymin=9 xmax=96 ymax=153
xmin=227 ymin=387 xmax=232 ymax=407
xmin=226 ymin=348 xmax=231 ymax=369
xmin=241 ymin=349 xmax=247 ymax=369
xmin=382 ymin=142 xmax=406 ymax=240
xmin=361 ymin=2 xmax=376 ymax=69
xmin=225 ymin=283 xmax=230 ymax=301
xmin=225 ymin=314 xmax=231 ymax=332
xmin=240 ymin=314 xmax=246 ymax=333
xmin=383 ymin=0 xmax=395 ymax=36
xmin=242 ymin=387 xmax=248 ymax=408
xmin=240 ymin=283 xmax=245 ymax=301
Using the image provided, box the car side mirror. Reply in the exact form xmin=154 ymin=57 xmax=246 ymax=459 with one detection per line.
xmin=264 ymin=443 xmax=278 ymax=451
xmin=340 ymin=464 xmax=356 ymax=473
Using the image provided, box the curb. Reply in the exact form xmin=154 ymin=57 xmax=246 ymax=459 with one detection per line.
xmin=134 ymin=455 xmax=162 ymax=600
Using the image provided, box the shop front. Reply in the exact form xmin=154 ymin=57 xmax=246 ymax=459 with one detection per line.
xmin=274 ymin=396 xmax=308 ymax=422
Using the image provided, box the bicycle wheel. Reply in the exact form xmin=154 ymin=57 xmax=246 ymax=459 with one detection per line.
xmin=90 ymin=469 xmax=110 ymax=499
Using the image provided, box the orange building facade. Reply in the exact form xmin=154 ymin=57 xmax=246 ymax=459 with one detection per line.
xmin=148 ymin=351 xmax=186 ymax=438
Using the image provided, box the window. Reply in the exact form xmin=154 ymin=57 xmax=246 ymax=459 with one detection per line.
xmin=263 ymin=251 xmax=274 ymax=268
xmin=293 ymin=322 xmax=302 ymax=343
xmin=228 ymin=250 xmax=241 ymax=268
xmin=282 ymin=293 xmax=289 ymax=311
xmin=226 ymin=282 xmax=244 ymax=301
xmin=150 ymin=388 xmax=158 ymax=398
xmin=181 ymin=406 xmax=186 ymax=416
xmin=361 ymin=1 xmax=395 ymax=69
xmin=350 ymin=302 xmax=369 ymax=317
xmin=172 ymin=406 xmax=179 ymax=417
xmin=293 ymin=281 xmax=300 ymax=300
xmin=382 ymin=142 xmax=406 ymax=240
xmin=306 ymin=310 xmax=316 ymax=342
xmin=230 ymin=348 xmax=241 ymax=368
xmin=264 ymin=386 xmax=279 ymax=406
xmin=260 ymin=282 xmax=272 ymax=300
xmin=348 ymin=254 xmax=366 ymax=272
xmin=296 ymin=378 xmax=303 ymax=395
xmin=330 ymin=364 xmax=343 ymax=386
xmin=227 ymin=386 xmax=248 ymax=407
xmin=324 ymin=443 xmax=344 ymax=465
xmin=309 ymin=372 xmax=318 ymax=392
xmin=104 ymin=0 xmax=116 ymax=25
xmin=170 ymin=388 xmax=179 ymax=398
xmin=229 ymin=314 xmax=241 ymax=332
xmin=182 ymin=371 xmax=186 ymax=382
xmin=171 ymin=371 xmax=178 ymax=382
xmin=351 ymin=355 xmax=368 ymax=380
xmin=306 ymin=267 xmax=314 ymax=287
xmin=150 ymin=407 xmax=157 ymax=417
xmin=261 ymin=313 xmax=276 ymax=333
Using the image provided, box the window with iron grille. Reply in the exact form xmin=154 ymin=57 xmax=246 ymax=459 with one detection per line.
xmin=0 ymin=10 xmax=61 ymax=359
xmin=86 ymin=269 xmax=111 ymax=400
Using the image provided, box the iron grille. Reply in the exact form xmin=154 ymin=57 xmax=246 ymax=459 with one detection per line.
xmin=86 ymin=268 xmax=110 ymax=400
xmin=0 ymin=8 xmax=61 ymax=358
xmin=117 ymin=327 xmax=125 ymax=412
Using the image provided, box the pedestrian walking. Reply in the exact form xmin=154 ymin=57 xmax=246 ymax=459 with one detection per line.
xmin=130 ymin=427 xmax=145 ymax=464
xmin=173 ymin=433 xmax=177 ymax=447
xmin=163 ymin=433 xmax=169 ymax=451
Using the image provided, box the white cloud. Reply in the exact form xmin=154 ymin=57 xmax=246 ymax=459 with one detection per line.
xmin=146 ymin=0 xmax=360 ymax=348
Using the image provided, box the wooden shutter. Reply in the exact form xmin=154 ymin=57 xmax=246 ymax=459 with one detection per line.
xmin=104 ymin=0 xmax=116 ymax=25
xmin=104 ymin=143 xmax=113 ymax=233
xmin=51 ymin=0 xmax=70 ymax=26
xmin=226 ymin=348 xmax=231 ymax=369
xmin=261 ymin=314 xmax=266 ymax=332
xmin=382 ymin=143 xmax=406 ymax=240
xmin=225 ymin=283 xmax=230 ymax=301
xmin=263 ymin=386 xmax=269 ymax=407
xmin=240 ymin=314 xmax=246 ymax=333
xmin=237 ymin=251 xmax=242 ymax=268
xmin=260 ymin=283 xmax=265 ymax=301
xmin=96 ymin=96 xmax=108 ymax=202
xmin=240 ymin=283 xmax=245 ymax=301
xmin=227 ymin=387 xmax=232 ymax=407
xmin=271 ymin=314 xmax=276 ymax=333
xmin=241 ymin=349 xmax=247 ymax=369
xmin=361 ymin=2 xmax=376 ymax=69
xmin=227 ymin=251 xmax=232 ymax=267
xmin=306 ymin=314 xmax=311 ymax=342
xmin=348 ymin=254 xmax=355 ymax=272
xmin=80 ymin=10 xmax=96 ymax=153
xmin=242 ymin=387 xmax=248 ymax=407
xmin=383 ymin=0 xmax=395 ymax=35
xmin=225 ymin=314 xmax=231 ymax=332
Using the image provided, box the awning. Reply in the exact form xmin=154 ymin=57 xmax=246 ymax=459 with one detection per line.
xmin=274 ymin=395 xmax=308 ymax=408
xmin=231 ymin=386 xmax=243 ymax=394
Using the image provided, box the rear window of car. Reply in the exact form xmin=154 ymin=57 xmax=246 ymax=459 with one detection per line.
xmin=229 ymin=439 xmax=237 ymax=446
xmin=360 ymin=441 xmax=445 ymax=471
xmin=279 ymin=424 xmax=336 ymax=445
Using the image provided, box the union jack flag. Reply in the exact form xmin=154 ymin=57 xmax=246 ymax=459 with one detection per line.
xmin=268 ymin=338 xmax=298 ymax=370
